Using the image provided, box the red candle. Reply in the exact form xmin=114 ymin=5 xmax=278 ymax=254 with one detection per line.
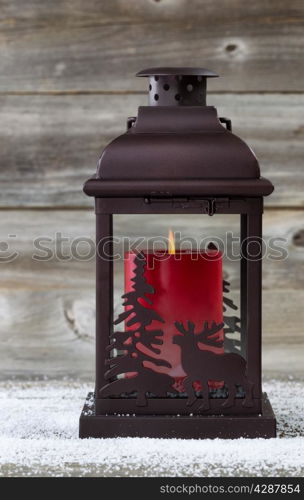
xmin=124 ymin=248 xmax=224 ymax=391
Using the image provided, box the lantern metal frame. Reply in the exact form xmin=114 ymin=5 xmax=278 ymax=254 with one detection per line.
xmin=79 ymin=68 xmax=276 ymax=439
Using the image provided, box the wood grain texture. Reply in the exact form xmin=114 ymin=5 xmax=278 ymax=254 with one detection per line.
xmin=0 ymin=1 xmax=302 ymax=383
xmin=0 ymin=0 xmax=303 ymax=92
xmin=0 ymin=93 xmax=303 ymax=208
xmin=0 ymin=209 xmax=303 ymax=378
xmin=1 ymin=209 xmax=303 ymax=291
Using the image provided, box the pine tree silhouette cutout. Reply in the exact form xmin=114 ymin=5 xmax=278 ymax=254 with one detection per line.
xmin=99 ymin=252 xmax=176 ymax=406
xmin=205 ymin=244 xmax=241 ymax=354
xmin=223 ymin=279 xmax=242 ymax=353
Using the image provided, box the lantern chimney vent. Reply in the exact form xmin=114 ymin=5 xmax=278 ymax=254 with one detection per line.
xmin=136 ymin=67 xmax=218 ymax=106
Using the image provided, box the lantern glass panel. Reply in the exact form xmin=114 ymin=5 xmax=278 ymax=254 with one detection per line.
xmin=111 ymin=213 xmax=245 ymax=401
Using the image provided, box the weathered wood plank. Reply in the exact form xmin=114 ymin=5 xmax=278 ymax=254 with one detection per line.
xmin=0 ymin=288 xmax=303 ymax=378
xmin=0 ymin=0 xmax=303 ymax=92
xmin=1 ymin=210 xmax=303 ymax=291
xmin=0 ymin=209 xmax=303 ymax=378
xmin=0 ymin=287 xmax=303 ymax=379
xmin=0 ymin=93 xmax=303 ymax=208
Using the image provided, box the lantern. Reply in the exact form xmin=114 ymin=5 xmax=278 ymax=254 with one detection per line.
xmin=79 ymin=68 xmax=276 ymax=439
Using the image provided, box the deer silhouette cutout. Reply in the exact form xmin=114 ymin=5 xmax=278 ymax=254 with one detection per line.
xmin=173 ymin=320 xmax=254 ymax=410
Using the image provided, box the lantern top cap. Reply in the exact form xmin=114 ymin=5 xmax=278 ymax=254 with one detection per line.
xmin=136 ymin=67 xmax=219 ymax=78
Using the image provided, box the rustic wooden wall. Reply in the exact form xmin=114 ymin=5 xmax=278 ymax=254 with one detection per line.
xmin=0 ymin=0 xmax=303 ymax=379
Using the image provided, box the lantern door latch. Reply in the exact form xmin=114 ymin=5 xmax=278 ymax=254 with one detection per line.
xmin=144 ymin=197 xmax=229 ymax=215
xmin=205 ymin=199 xmax=216 ymax=216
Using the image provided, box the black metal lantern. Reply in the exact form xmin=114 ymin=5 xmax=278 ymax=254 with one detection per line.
xmin=80 ymin=68 xmax=276 ymax=439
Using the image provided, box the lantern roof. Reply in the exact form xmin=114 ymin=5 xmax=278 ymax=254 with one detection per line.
xmin=84 ymin=68 xmax=274 ymax=199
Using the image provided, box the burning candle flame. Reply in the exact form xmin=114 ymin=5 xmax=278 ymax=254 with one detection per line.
xmin=168 ymin=229 xmax=175 ymax=255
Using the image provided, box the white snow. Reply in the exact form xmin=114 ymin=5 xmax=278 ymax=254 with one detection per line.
xmin=0 ymin=379 xmax=303 ymax=477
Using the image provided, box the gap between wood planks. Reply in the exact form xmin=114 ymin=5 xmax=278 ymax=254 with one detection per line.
xmin=0 ymin=206 xmax=303 ymax=211
xmin=0 ymin=90 xmax=304 ymax=96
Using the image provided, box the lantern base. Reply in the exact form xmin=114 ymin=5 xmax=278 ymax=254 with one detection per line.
xmin=79 ymin=392 xmax=276 ymax=439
